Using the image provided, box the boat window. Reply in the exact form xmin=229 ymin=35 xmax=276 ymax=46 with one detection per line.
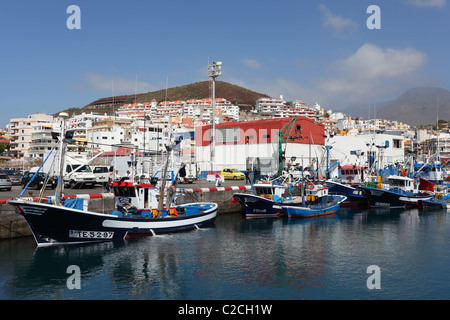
xmin=255 ymin=187 xmax=272 ymax=195
xmin=389 ymin=179 xmax=405 ymax=187
xmin=114 ymin=186 xmax=136 ymax=197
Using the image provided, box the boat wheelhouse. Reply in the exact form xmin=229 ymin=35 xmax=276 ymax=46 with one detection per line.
xmin=233 ymin=182 xmax=287 ymax=218
xmin=339 ymin=165 xmax=366 ymax=185
xmin=325 ymin=165 xmax=368 ymax=208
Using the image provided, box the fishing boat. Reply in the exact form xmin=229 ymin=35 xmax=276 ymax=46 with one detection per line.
xmin=412 ymin=162 xmax=446 ymax=185
xmin=281 ymin=181 xmax=347 ymax=218
xmin=358 ymin=175 xmax=433 ymax=209
xmin=7 ymin=113 xmax=218 ymax=247
xmin=325 ymin=165 xmax=368 ymax=208
xmin=420 ymin=183 xmax=450 ymax=209
xmin=232 ymin=182 xmax=287 ymax=218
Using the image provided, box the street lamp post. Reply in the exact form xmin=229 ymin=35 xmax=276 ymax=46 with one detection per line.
xmin=208 ymin=61 xmax=222 ymax=172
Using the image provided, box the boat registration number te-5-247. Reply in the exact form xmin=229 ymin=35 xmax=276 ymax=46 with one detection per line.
xmin=69 ymin=230 xmax=114 ymax=239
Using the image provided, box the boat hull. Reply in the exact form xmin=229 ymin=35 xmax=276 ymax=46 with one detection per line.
xmin=8 ymin=200 xmax=217 ymax=247
xmin=325 ymin=180 xmax=368 ymax=208
xmin=282 ymin=195 xmax=346 ymax=218
xmin=233 ymin=193 xmax=283 ymax=217
xmin=420 ymin=196 xmax=450 ymax=210
xmin=420 ymin=199 xmax=444 ymax=209
xmin=358 ymin=187 xmax=432 ymax=209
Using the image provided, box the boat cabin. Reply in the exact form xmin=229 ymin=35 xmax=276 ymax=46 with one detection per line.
xmin=112 ymin=181 xmax=159 ymax=212
xmin=339 ymin=166 xmax=365 ymax=185
xmin=385 ymin=175 xmax=419 ymax=193
xmin=304 ymin=182 xmax=328 ymax=203
xmin=432 ymin=184 xmax=448 ymax=199
xmin=254 ymin=183 xmax=287 ymax=201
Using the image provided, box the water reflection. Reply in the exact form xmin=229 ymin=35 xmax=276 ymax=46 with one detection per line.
xmin=1 ymin=208 xmax=450 ymax=299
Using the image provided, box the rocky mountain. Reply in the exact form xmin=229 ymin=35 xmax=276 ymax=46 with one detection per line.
xmin=343 ymin=87 xmax=450 ymax=126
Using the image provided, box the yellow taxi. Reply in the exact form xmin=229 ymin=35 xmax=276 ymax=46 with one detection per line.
xmin=221 ymin=168 xmax=245 ymax=180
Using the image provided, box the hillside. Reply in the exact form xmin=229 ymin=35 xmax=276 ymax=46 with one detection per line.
xmin=70 ymin=81 xmax=271 ymax=116
xmin=343 ymin=87 xmax=450 ymax=126
xmin=375 ymin=87 xmax=450 ymax=126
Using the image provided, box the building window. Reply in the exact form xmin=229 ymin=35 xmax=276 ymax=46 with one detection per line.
xmin=393 ymin=139 xmax=402 ymax=148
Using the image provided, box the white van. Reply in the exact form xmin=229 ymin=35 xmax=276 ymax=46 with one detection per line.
xmin=63 ymin=160 xmax=96 ymax=188
xmin=92 ymin=165 xmax=113 ymax=186
xmin=40 ymin=152 xmax=97 ymax=188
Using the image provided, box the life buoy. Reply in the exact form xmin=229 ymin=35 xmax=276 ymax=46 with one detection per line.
xmin=400 ymin=168 xmax=406 ymax=176
xmin=307 ymin=182 xmax=315 ymax=190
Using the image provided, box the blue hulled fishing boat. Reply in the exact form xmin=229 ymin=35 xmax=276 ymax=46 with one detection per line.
xmin=420 ymin=183 xmax=450 ymax=209
xmin=281 ymin=181 xmax=347 ymax=218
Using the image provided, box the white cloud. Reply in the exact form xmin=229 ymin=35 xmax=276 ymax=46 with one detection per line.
xmin=406 ymin=0 xmax=446 ymax=7
xmin=315 ymin=43 xmax=428 ymax=104
xmin=318 ymin=4 xmax=358 ymax=33
xmin=86 ymin=73 xmax=157 ymax=94
xmin=242 ymin=58 xmax=261 ymax=69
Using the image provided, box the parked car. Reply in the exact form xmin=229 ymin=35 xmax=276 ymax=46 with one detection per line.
xmin=0 ymin=174 xmax=12 ymax=191
xmin=21 ymin=171 xmax=57 ymax=190
xmin=0 ymin=169 xmax=22 ymax=185
xmin=92 ymin=165 xmax=112 ymax=186
xmin=221 ymin=168 xmax=245 ymax=180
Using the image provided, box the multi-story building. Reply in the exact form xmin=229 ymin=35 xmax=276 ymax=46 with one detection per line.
xmin=29 ymin=122 xmax=55 ymax=159
xmin=9 ymin=113 xmax=54 ymax=159
xmin=88 ymin=117 xmax=134 ymax=153
xmin=417 ymin=133 xmax=450 ymax=163
xmin=130 ymin=120 xmax=168 ymax=154
xmin=118 ymin=98 xmax=239 ymax=124
xmin=255 ymin=97 xmax=286 ymax=114
xmin=117 ymin=100 xmax=158 ymax=120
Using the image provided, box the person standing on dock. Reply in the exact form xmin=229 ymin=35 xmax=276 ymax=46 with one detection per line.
xmin=215 ymin=172 xmax=221 ymax=187
xmin=245 ymin=168 xmax=251 ymax=184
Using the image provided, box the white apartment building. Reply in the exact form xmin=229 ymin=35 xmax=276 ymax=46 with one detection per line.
xmin=9 ymin=113 xmax=54 ymax=159
xmin=117 ymin=100 xmax=158 ymax=120
xmin=118 ymin=98 xmax=239 ymax=124
xmin=255 ymin=97 xmax=286 ymax=114
xmin=88 ymin=118 xmax=134 ymax=153
xmin=130 ymin=120 xmax=168 ymax=154
xmin=29 ymin=122 xmax=55 ymax=159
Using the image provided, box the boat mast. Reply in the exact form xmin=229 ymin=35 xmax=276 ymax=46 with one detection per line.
xmin=56 ymin=112 xmax=69 ymax=206
xmin=301 ymin=157 xmax=305 ymax=207
xmin=157 ymin=145 xmax=172 ymax=217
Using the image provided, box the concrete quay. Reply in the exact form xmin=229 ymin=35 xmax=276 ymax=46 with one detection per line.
xmin=0 ymin=179 xmax=250 ymax=240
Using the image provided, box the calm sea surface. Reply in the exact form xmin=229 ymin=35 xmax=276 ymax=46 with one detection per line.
xmin=2 ymin=207 xmax=450 ymax=300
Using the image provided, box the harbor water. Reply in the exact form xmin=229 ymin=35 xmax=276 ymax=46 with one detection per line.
xmin=2 ymin=207 xmax=450 ymax=300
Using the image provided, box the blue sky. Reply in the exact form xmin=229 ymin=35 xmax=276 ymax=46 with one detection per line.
xmin=0 ymin=0 xmax=449 ymax=126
